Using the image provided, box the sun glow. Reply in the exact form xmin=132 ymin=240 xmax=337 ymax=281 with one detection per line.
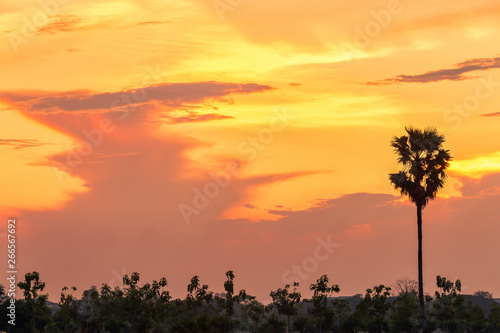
xmin=449 ymin=152 xmax=500 ymax=178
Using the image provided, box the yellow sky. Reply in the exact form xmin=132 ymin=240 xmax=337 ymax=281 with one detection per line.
xmin=2 ymin=0 xmax=500 ymax=217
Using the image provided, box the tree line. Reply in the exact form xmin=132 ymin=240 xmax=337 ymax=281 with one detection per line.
xmin=1 ymin=270 xmax=499 ymax=332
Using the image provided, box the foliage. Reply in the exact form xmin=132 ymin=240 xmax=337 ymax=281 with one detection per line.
xmin=16 ymin=271 xmax=55 ymax=332
xmin=389 ymin=291 xmax=420 ymax=333
xmin=186 ymin=275 xmax=213 ymax=314
xmin=0 ymin=271 xmax=497 ymax=333
xmin=389 ymin=126 xmax=452 ymax=208
xmin=473 ymin=290 xmax=494 ymax=299
xmin=306 ymin=274 xmax=340 ymax=332
xmin=392 ymin=277 xmax=418 ymax=297
xmin=214 ymin=270 xmax=247 ymax=332
xmin=351 ymin=284 xmax=392 ymax=333
xmin=241 ymin=296 xmax=267 ymax=331
xmin=54 ymin=286 xmax=79 ymax=333
xmin=489 ymin=303 xmax=500 ymax=332
xmin=258 ymin=313 xmax=287 ymax=333
xmin=429 ymin=275 xmax=468 ymax=332
xmin=270 ymin=282 xmax=301 ymax=332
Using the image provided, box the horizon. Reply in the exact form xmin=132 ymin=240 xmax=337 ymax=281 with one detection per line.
xmin=1 ymin=0 xmax=499 ymax=305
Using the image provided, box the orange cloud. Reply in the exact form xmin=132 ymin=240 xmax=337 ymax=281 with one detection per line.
xmin=36 ymin=14 xmax=84 ymax=35
xmin=0 ymin=138 xmax=52 ymax=149
xmin=158 ymin=112 xmax=234 ymax=124
xmin=449 ymin=152 xmax=500 ymax=179
xmin=366 ymin=56 xmax=500 ymax=85
xmin=0 ymin=82 xmax=273 ymax=113
xmin=136 ymin=20 xmax=170 ymax=26
xmin=481 ymin=111 xmax=500 ymax=117
xmin=345 ymin=223 xmax=373 ymax=235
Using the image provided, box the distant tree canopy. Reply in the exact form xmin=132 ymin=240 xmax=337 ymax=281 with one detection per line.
xmin=392 ymin=277 xmax=418 ymax=297
xmin=1 ymin=271 xmax=499 ymax=333
xmin=474 ymin=290 xmax=494 ymax=299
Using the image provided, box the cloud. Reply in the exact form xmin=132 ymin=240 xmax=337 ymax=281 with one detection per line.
xmin=0 ymin=138 xmax=52 ymax=149
xmin=456 ymin=173 xmax=500 ymax=197
xmin=449 ymin=152 xmax=500 ymax=178
xmin=366 ymin=56 xmax=500 ymax=85
xmin=0 ymin=82 xmax=273 ymax=114
xmin=481 ymin=111 xmax=500 ymax=117
xmin=157 ymin=111 xmax=234 ymax=124
xmin=13 ymin=100 xmax=321 ymax=300
xmin=242 ymin=171 xmax=324 ymax=187
xmin=242 ymin=203 xmax=258 ymax=209
xmin=136 ymin=20 xmax=170 ymax=26
xmin=36 ymin=14 xmax=84 ymax=35
xmin=225 ymin=174 xmax=500 ymax=296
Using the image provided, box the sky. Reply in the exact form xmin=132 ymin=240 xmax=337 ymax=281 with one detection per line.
xmin=0 ymin=0 xmax=499 ymax=302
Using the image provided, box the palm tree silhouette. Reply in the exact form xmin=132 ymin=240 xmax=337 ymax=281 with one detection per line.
xmin=389 ymin=126 xmax=451 ymax=333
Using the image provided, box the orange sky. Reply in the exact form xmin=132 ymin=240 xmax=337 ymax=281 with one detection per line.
xmin=1 ymin=0 xmax=499 ymax=302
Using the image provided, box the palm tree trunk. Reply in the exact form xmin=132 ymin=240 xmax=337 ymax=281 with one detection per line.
xmin=417 ymin=204 xmax=430 ymax=333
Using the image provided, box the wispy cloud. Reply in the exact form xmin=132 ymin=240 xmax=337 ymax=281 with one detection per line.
xmin=366 ymin=56 xmax=500 ymax=85
xmin=481 ymin=111 xmax=500 ymax=117
xmin=0 ymin=82 xmax=274 ymax=114
xmin=242 ymin=203 xmax=258 ymax=209
xmin=36 ymin=14 xmax=84 ymax=35
xmin=164 ymin=112 xmax=234 ymax=124
xmin=0 ymin=139 xmax=52 ymax=149
xmin=136 ymin=20 xmax=170 ymax=26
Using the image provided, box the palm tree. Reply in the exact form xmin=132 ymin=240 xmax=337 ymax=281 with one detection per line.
xmin=389 ymin=126 xmax=451 ymax=333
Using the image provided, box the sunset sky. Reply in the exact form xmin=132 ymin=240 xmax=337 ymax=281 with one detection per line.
xmin=1 ymin=0 xmax=499 ymax=302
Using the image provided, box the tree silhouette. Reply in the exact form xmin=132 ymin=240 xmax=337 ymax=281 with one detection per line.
xmin=473 ymin=290 xmax=493 ymax=299
xmin=270 ymin=282 xmax=301 ymax=333
xmin=121 ymin=272 xmax=169 ymax=333
xmin=16 ymin=271 xmax=54 ymax=332
xmin=389 ymin=126 xmax=451 ymax=333
xmin=56 ymin=286 xmax=79 ymax=332
xmin=392 ymin=277 xmax=418 ymax=297
xmin=218 ymin=270 xmax=246 ymax=332
xmin=307 ymin=275 xmax=340 ymax=332
xmin=352 ymin=285 xmax=392 ymax=332
xmin=0 ymin=270 xmax=495 ymax=332
xmin=430 ymin=275 xmax=466 ymax=332
xmin=389 ymin=290 xmax=420 ymax=332
xmin=186 ymin=275 xmax=213 ymax=315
